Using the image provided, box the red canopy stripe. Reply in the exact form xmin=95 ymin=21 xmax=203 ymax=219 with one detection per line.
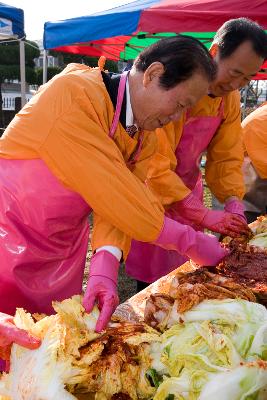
xmin=54 ymin=36 xmax=132 ymax=61
xmin=138 ymin=0 xmax=267 ymax=33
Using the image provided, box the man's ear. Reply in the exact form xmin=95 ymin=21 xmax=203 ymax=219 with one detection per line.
xmin=143 ymin=62 xmax=165 ymax=87
xmin=210 ymin=43 xmax=218 ymax=58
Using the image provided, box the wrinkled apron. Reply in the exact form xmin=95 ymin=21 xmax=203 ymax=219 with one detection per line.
xmin=126 ymin=100 xmax=224 ymax=283
xmin=0 ymin=159 xmax=91 ymax=315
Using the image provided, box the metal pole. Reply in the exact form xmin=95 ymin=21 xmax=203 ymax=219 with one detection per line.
xmin=19 ymin=39 xmax=26 ymax=108
xmin=43 ymin=49 xmax=48 ymax=84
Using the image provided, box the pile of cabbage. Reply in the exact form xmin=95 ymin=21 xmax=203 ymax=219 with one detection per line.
xmin=148 ymin=299 xmax=267 ymax=400
xmin=0 ymin=297 xmax=266 ymax=399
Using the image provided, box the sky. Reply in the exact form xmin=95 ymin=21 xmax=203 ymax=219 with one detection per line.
xmin=5 ymin=0 xmax=135 ymax=40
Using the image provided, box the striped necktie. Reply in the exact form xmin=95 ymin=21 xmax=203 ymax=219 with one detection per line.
xmin=126 ymin=124 xmax=138 ymax=137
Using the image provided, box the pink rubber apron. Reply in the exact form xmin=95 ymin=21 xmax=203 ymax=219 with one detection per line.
xmin=126 ymin=99 xmax=225 ymax=283
xmin=0 ymin=159 xmax=91 ymax=315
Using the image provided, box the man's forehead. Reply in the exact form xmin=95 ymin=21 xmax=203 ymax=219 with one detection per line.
xmin=220 ymin=41 xmax=262 ymax=63
xmin=220 ymin=45 xmax=263 ymax=75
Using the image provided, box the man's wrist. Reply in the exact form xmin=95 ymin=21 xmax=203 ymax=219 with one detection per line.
xmin=95 ymin=246 xmax=122 ymax=261
xmin=89 ymin=251 xmax=120 ymax=283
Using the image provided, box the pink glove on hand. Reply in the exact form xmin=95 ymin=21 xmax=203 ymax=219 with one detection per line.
xmin=0 ymin=312 xmax=41 ymax=367
xmin=0 ymin=312 xmax=41 ymax=349
xmin=175 ymin=192 xmax=249 ymax=237
xmin=82 ymin=251 xmax=120 ymax=333
xmin=154 ymin=216 xmax=229 ymax=266
xmin=224 ymin=198 xmax=247 ymax=224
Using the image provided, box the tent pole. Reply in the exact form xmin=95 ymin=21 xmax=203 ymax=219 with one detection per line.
xmin=19 ymin=39 xmax=26 ymax=108
xmin=43 ymin=49 xmax=48 ymax=84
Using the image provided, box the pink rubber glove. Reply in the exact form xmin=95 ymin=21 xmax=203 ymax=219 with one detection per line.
xmin=224 ymin=198 xmax=247 ymax=224
xmin=0 ymin=312 xmax=41 ymax=364
xmin=154 ymin=216 xmax=229 ymax=266
xmin=82 ymin=251 xmax=119 ymax=333
xmin=0 ymin=312 xmax=41 ymax=349
xmin=174 ymin=192 xmax=249 ymax=237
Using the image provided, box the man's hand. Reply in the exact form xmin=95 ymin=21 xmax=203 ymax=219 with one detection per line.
xmin=201 ymin=210 xmax=250 ymax=237
xmin=173 ymin=192 xmax=249 ymax=237
xmin=82 ymin=251 xmax=119 ymax=332
xmin=0 ymin=312 xmax=41 ymax=365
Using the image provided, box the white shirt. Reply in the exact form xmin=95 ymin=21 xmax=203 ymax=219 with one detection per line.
xmin=125 ymin=77 xmax=134 ymax=127
xmin=95 ymin=245 xmax=122 ymax=261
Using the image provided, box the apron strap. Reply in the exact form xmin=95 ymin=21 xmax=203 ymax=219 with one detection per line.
xmin=108 ymin=70 xmax=144 ymax=166
xmin=109 ymin=71 xmax=129 ymax=139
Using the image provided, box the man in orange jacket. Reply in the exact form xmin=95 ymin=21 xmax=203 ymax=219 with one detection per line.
xmin=125 ymin=18 xmax=267 ymax=290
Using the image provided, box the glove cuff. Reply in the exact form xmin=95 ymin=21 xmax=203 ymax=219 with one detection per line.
xmin=177 ymin=192 xmax=208 ymax=224
xmin=154 ymin=216 xmax=196 ymax=254
xmin=224 ymin=199 xmax=245 ymax=215
xmin=89 ymin=251 xmax=119 ymax=284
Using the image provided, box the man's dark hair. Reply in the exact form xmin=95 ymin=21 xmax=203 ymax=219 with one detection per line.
xmin=213 ymin=18 xmax=267 ymax=60
xmin=134 ymin=35 xmax=217 ymax=90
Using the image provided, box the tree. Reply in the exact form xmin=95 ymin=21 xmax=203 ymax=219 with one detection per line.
xmin=49 ymin=50 xmax=118 ymax=72
xmin=33 ymin=52 xmax=118 ymax=96
xmin=0 ymin=39 xmax=40 ymax=128
xmin=35 ymin=66 xmax=63 ymax=86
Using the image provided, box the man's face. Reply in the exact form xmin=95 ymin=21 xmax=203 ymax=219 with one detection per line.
xmin=132 ymin=66 xmax=209 ymax=131
xmin=209 ymin=41 xmax=264 ymax=97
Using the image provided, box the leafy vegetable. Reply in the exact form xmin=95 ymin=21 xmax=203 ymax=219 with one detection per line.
xmin=165 ymin=394 xmax=175 ymax=400
xmin=145 ymin=368 xmax=162 ymax=388
xmin=150 ymin=299 xmax=267 ymax=400
xmin=249 ymin=232 xmax=267 ymax=249
xmin=198 ymin=362 xmax=267 ymax=400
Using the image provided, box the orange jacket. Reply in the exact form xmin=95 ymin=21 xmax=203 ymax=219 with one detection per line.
xmin=0 ymin=64 xmax=164 ymax=256
xmin=242 ymin=103 xmax=267 ymax=179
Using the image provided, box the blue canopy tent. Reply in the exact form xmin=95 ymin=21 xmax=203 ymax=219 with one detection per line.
xmin=0 ymin=2 xmax=26 ymax=106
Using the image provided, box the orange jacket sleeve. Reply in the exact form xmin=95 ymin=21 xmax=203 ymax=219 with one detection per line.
xmin=90 ymin=119 xmax=191 ymax=258
xmin=91 ymin=213 xmax=132 ymax=259
xmin=205 ymin=91 xmax=245 ymax=203
xmin=242 ymin=103 xmax=267 ymax=179
xmin=91 ymin=130 xmax=158 ymax=259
